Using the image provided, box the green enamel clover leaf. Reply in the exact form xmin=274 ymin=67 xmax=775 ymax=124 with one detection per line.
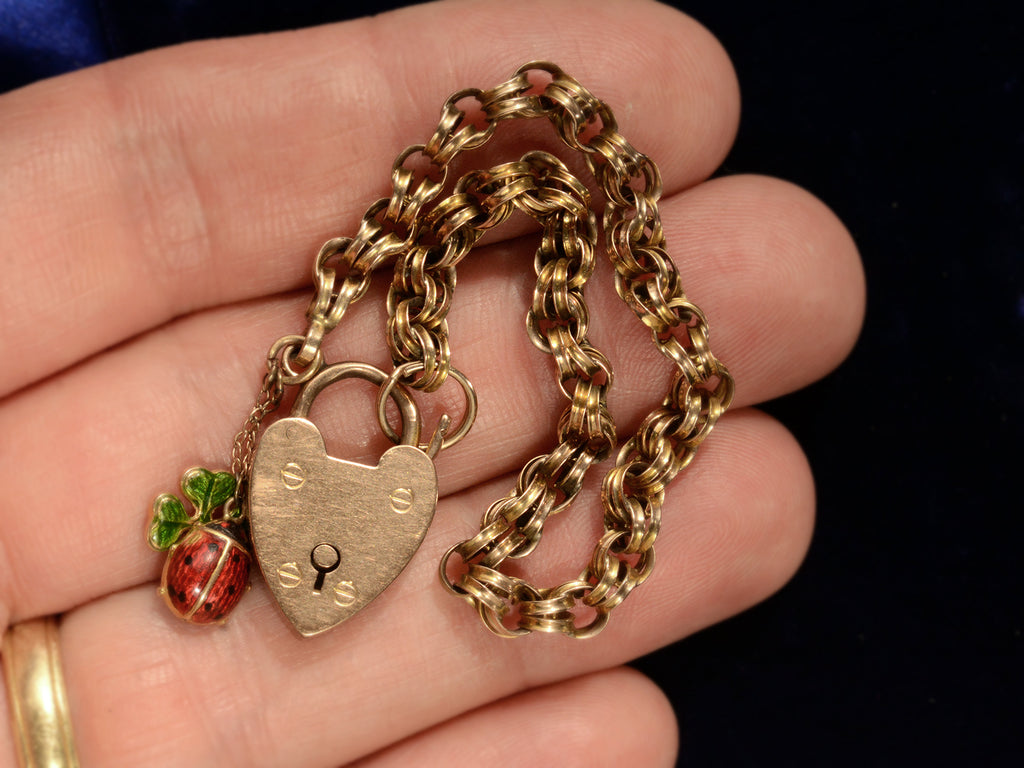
xmin=147 ymin=468 xmax=237 ymax=551
xmin=148 ymin=494 xmax=191 ymax=551
xmin=181 ymin=468 xmax=236 ymax=523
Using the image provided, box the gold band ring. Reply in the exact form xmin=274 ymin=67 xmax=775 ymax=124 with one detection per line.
xmin=2 ymin=616 xmax=80 ymax=768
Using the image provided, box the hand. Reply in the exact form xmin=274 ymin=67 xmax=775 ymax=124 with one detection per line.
xmin=0 ymin=1 xmax=864 ymax=765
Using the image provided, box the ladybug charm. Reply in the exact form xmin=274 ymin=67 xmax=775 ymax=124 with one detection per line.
xmin=161 ymin=518 xmax=250 ymax=623
xmin=148 ymin=468 xmax=251 ymax=624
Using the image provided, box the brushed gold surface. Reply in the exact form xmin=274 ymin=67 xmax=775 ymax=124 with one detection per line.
xmin=249 ymin=362 xmax=437 ymax=637
xmin=250 ymin=419 xmax=436 ymax=636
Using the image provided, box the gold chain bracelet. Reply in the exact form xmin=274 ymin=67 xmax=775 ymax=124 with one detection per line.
xmin=145 ymin=61 xmax=733 ymax=640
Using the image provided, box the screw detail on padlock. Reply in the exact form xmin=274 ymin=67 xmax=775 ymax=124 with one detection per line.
xmin=246 ymin=362 xmax=439 ymax=637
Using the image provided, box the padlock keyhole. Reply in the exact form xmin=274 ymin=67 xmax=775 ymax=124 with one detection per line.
xmin=310 ymin=543 xmax=341 ymax=592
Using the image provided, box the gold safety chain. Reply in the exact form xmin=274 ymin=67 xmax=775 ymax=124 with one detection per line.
xmin=252 ymin=61 xmax=734 ymax=638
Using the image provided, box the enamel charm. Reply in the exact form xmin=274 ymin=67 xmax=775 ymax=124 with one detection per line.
xmin=147 ymin=468 xmax=251 ymax=624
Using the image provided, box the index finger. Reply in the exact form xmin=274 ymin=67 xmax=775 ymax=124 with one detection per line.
xmin=0 ymin=0 xmax=739 ymax=396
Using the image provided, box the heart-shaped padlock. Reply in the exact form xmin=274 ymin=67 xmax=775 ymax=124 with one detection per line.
xmin=248 ymin=362 xmax=437 ymax=637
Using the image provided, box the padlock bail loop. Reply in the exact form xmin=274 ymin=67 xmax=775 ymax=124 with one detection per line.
xmin=290 ymin=361 xmax=422 ymax=447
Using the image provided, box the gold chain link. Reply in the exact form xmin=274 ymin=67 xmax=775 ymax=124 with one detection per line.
xmin=257 ymin=61 xmax=733 ymax=638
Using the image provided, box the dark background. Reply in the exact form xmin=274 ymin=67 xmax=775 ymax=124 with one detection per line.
xmin=2 ymin=0 xmax=1020 ymax=765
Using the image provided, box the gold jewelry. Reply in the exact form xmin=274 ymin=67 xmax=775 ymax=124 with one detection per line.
xmin=2 ymin=616 xmax=80 ymax=768
xmin=145 ymin=62 xmax=734 ymax=639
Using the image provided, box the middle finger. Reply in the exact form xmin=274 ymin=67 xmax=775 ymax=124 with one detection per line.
xmin=60 ymin=407 xmax=813 ymax=767
xmin=0 ymin=174 xmax=860 ymax=625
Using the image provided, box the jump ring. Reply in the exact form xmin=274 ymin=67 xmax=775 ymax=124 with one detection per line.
xmin=267 ymin=334 xmax=323 ymax=385
xmin=376 ymin=362 xmax=477 ymax=452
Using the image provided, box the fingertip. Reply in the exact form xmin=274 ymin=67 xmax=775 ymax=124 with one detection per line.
xmin=353 ymin=666 xmax=680 ymax=768
xmin=368 ymin=0 xmax=742 ymax=189
xmin=640 ymin=0 xmax=743 ymax=183
xmin=665 ymin=173 xmax=866 ymax=404
xmin=763 ymin=177 xmax=866 ymax=373
xmin=636 ymin=407 xmax=816 ymax=638
xmin=725 ymin=408 xmax=817 ymax=601
xmin=602 ymin=666 xmax=681 ymax=766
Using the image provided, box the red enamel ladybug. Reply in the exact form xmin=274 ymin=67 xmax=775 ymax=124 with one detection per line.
xmin=160 ymin=519 xmax=250 ymax=623
xmin=148 ymin=468 xmax=251 ymax=625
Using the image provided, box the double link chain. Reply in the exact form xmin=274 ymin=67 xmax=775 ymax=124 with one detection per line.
xmin=234 ymin=61 xmax=734 ymax=638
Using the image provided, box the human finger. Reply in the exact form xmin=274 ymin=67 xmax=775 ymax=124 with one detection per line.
xmin=0 ymin=172 xmax=858 ymax=627
xmin=55 ymin=409 xmax=810 ymax=767
xmin=0 ymin=0 xmax=738 ymax=396
xmin=351 ymin=667 xmax=677 ymax=768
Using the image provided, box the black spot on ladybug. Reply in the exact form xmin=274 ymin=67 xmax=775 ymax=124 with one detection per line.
xmin=207 ymin=541 xmax=219 ymax=553
xmin=227 ymin=585 xmax=236 ymax=595
xmin=204 ymin=602 xmax=213 ymax=612
xmin=231 ymin=553 xmax=240 ymax=564
xmin=184 ymin=555 xmax=193 ymax=565
xmin=178 ymin=590 xmax=187 ymax=603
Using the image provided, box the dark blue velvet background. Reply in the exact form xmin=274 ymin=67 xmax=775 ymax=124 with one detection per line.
xmin=2 ymin=1 xmax=1020 ymax=765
